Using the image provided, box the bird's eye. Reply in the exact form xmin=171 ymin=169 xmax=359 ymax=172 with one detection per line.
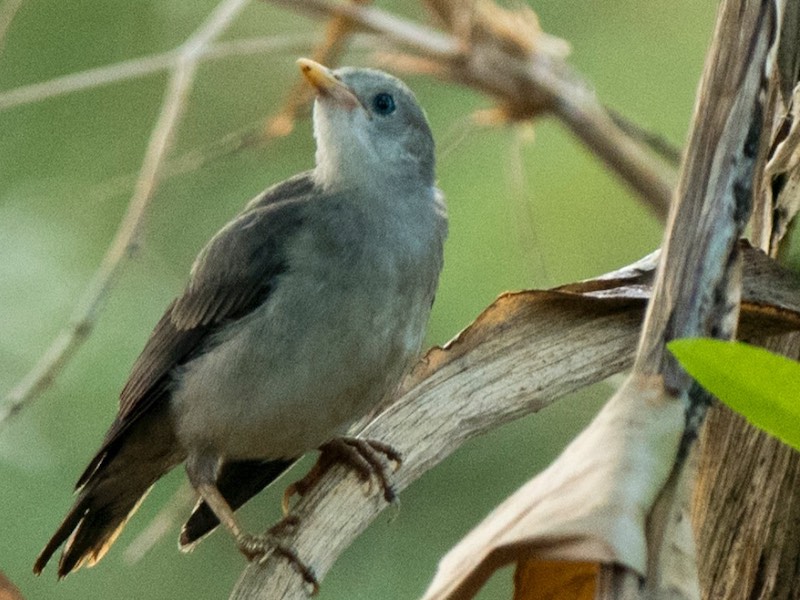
xmin=371 ymin=92 xmax=396 ymax=116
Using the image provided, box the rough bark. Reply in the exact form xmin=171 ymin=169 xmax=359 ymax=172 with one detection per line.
xmin=693 ymin=2 xmax=800 ymax=597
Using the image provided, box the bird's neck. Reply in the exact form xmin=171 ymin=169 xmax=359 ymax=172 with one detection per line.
xmin=313 ymin=146 xmax=432 ymax=198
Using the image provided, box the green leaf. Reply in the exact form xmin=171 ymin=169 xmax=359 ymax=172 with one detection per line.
xmin=668 ymin=338 xmax=800 ymax=451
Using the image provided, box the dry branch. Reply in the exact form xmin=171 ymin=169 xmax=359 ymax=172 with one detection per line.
xmin=691 ymin=2 xmax=800 ymax=596
xmin=422 ymin=0 xmax=783 ymax=598
xmin=0 ymin=0 xmax=250 ymax=429
xmin=229 ymin=246 xmax=800 ymax=600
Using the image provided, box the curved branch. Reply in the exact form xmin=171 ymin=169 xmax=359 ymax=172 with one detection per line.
xmin=230 ymin=289 xmax=643 ymax=599
xmin=229 ymin=245 xmax=800 ymax=599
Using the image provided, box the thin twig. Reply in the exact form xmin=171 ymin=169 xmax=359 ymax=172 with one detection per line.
xmin=123 ymin=483 xmax=196 ymax=565
xmin=0 ymin=51 xmax=177 ymax=111
xmin=0 ymin=0 xmax=250 ymax=430
xmin=0 ymin=34 xmax=315 ymax=112
xmin=270 ymin=0 xmax=459 ymax=59
xmin=265 ymin=0 xmax=374 ymax=137
xmin=606 ymin=106 xmax=682 ymax=166
xmin=203 ymin=34 xmax=315 ymax=61
xmin=506 ymin=125 xmax=551 ymax=283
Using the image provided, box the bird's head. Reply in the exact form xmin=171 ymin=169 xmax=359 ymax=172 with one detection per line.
xmin=298 ymin=58 xmax=435 ymax=193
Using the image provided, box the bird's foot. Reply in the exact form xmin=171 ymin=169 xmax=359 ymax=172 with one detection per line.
xmin=235 ymin=531 xmax=319 ymax=594
xmin=268 ymin=514 xmax=300 ymax=537
xmin=282 ymin=437 xmax=402 ymax=514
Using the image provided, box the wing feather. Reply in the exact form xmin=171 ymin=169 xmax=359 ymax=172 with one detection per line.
xmin=78 ymin=174 xmax=313 ymax=487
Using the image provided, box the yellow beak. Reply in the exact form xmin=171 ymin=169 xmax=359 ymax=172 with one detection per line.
xmin=297 ymin=58 xmax=362 ymax=110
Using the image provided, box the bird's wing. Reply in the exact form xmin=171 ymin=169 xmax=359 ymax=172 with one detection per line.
xmin=169 ymin=171 xmax=315 ymax=330
xmin=77 ymin=174 xmax=313 ymax=487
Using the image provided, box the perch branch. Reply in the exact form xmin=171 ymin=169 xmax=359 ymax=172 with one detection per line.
xmin=229 ymin=246 xmax=800 ymax=600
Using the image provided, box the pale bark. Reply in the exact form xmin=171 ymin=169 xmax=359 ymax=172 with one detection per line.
xmin=230 ymin=247 xmax=800 ymax=600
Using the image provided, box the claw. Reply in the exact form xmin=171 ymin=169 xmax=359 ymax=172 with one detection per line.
xmin=282 ymin=438 xmax=403 ymax=513
xmin=235 ymin=531 xmax=319 ymax=594
xmin=269 ymin=514 xmax=300 ymax=537
xmin=188 ymin=464 xmax=317 ymax=592
xmin=272 ymin=543 xmax=320 ymax=595
xmin=235 ymin=531 xmax=271 ymax=561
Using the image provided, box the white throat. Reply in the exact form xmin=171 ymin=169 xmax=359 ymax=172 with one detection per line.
xmin=312 ymin=102 xmax=412 ymax=194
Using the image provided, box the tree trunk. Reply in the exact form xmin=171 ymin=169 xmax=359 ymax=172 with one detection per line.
xmin=693 ymin=1 xmax=800 ymax=595
xmin=693 ymin=332 xmax=800 ymax=600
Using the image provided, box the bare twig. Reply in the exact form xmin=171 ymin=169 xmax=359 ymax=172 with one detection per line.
xmin=0 ymin=51 xmax=176 ymax=111
xmin=505 ymin=126 xmax=550 ymax=283
xmin=606 ymin=106 xmax=682 ymax=166
xmin=272 ymin=0 xmax=458 ymax=59
xmin=0 ymin=0 xmax=250 ymax=429
xmin=0 ymin=34 xmax=314 ymax=112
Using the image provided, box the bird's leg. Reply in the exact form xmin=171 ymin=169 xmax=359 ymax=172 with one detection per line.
xmin=282 ymin=438 xmax=402 ymax=514
xmin=280 ymin=448 xmax=336 ymax=515
xmin=186 ymin=455 xmax=318 ymax=593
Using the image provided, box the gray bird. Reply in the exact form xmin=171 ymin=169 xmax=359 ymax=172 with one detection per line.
xmin=34 ymin=58 xmax=447 ymax=581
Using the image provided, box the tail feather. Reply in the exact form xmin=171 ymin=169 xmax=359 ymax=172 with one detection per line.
xmin=179 ymin=458 xmax=295 ymax=548
xmin=34 ymin=482 xmax=153 ymax=577
xmin=34 ymin=406 xmax=180 ymax=578
xmin=34 ymin=496 xmax=88 ymax=576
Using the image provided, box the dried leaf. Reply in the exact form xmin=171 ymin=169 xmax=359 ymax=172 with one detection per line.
xmin=420 ymin=374 xmax=684 ymax=600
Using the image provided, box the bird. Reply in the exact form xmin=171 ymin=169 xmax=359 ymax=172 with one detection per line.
xmin=34 ymin=58 xmax=447 ymax=584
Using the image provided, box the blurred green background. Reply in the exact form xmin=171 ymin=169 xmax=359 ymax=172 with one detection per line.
xmin=0 ymin=1 xmax=715 ymax=599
